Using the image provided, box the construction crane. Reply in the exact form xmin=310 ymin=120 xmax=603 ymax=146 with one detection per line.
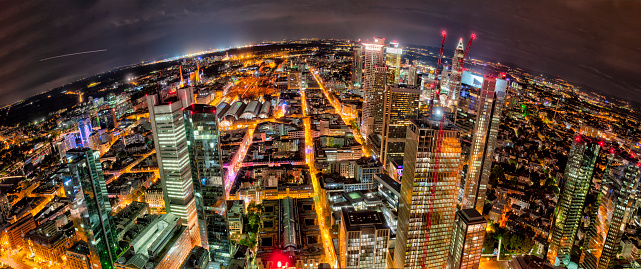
xmin=421 ymin=33 xmax=475 ymax=268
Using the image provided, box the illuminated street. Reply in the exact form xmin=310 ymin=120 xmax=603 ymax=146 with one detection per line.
xmin=300 ymin=81 xmax=338 ymax=268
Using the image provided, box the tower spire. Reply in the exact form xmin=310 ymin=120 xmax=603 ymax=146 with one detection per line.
xmin=456 ymin=38 xmax=464 ymax=51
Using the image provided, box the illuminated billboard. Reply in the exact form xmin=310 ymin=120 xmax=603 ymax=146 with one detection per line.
xmin=462 ymin=71 xmax=483 ymax=87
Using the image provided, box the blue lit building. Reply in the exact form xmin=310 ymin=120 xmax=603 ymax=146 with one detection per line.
xmin=63 ymin=148 xmax=118 ymax=269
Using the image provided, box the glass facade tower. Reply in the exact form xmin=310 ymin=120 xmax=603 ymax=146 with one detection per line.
xmin=183 ymin=104 xmax=231 ymax=266
xmin=546 ymin=133 xmax=600 ymax=266
xmin=394 ymin=119 xmax=461 ymax=269
xmin=580 ymin=154 xmax=640 ymax=269
xmin=63 ymin=148 xmax=118 ymax=269
xmin=380 ymin=85 xmax=420 ymax=170
xmin=147 ymin=90 xmax=201 ymax=247
xmin=461 ymin=77 xmax=507 ymax=212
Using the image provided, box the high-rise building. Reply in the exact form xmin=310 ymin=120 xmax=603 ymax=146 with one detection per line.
xmin=461 ymin=77 xmax=507 ymax=212
xmin=394 ymin=119 xmax=462 ymax=269
xmin=546 ymin=132 xmax=600 ymax=266
xmin=380 ymin=85 xmax=420 ymax=169
xmin=78 ymin=119 xmax=92 ymax=147
xmin=339 ymin=210 xmax=390 ymax=269
xmin=183 ymin=104 xmax=231 ymax=265
xmin=147 ymin=88 xmax=201 ymax=247
xmin=361 ymin=37 xmax=387 ymax=141
xmin=63 ymin=148 xmax=118 ymax=269
xmin=385 ymin=42 xmax=402 ymax=86
xmin=580 ymin=154 xmax=640 ymax=269
xmin=448 ymin=38 xmax=466 ymax=109
xmin=352 ymin=45 xmax=364 ymax=87
xmin=449 ymin=209 xmax=487 ymax=269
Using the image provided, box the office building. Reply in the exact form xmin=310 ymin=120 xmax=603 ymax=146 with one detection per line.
xmin=385 ymin=42 xmax=402 ymax=85
xmin=352 ymin=45 xmax=364 ymax=87
xmin=184 ymin=103 xmax=230 ymax=265
xmin=361 ymin=37 xmax=387 ymax=141
xmin=449 ymin=209 xmax=487 ymax=269
xmin=180 ymin=246 xmax=211 ymax=269
xmin=66 ymin=240 xmax=93 ymax=269
xmin=394 ymin=119 xmax=462 ymax=269
xmin=147 ymin=88 xmax=201 ymax=247
xmin=2 ymin=214 xmax=36 ymax=249
xmin=580 ymin=154 xmax=641 ymax=269
xmin=63 ymin=148 xmax=118 ymax=269
xmin=339 ymin=210 xmax=390 ymax=269
xmin=448 ymin=38 xmax=466 ymax=110
xmin=78 ymin=119 xmax=92 ymax=147
xmin=546 ymin=133 xmax=600 ymax=266
xmin=461 ymin=77 xmax=507 ymax=212
xmin=380 ymin=85 xmax=420 ymax=168
xmin=115 ymin=213 xmax=192 ymax=269
xmin=25 ymin=220 xmax=75 ymax=263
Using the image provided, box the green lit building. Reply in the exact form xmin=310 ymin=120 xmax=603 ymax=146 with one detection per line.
xmin=546 ymin=134 xmax=600 ymax=266
xmin=63 ymin=148 xmax=118 ymax=269
xmin=183 ymin=104 xmax=231 ymax=266
xmin=580 ymin=154 xmax=640 ymax=269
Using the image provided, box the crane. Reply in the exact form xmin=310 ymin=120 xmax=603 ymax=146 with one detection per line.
xmin=421 ymin=33 xmax=475 ymax=268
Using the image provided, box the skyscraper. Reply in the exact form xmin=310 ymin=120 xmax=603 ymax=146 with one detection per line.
xmin=385 ymin=42 xmax=402 ymax=86
xmin=63 ymin=148 xmax=118 ymax=269
xmin=394 ymin=119 xmax=462 ymax=269
xmin=339 ymin=210 xmax=390 ymax=269
xmin=147 ymin=88 xmax=201 ymax=247
xmin=183 ymin=104 xmax=231 ymax=265
xmin=351 ymin=45 xmax=364 ymax=87
xmin=580 ymin=154 xmax=640 ymax=269
xmin=361 ymin=37 xmax=387 ymax=142
xmin=449 ymin=208 xmax=487 ymax=269
xmin=380 ymin=85 xmax=420 ymax=170
xmin=546 ymin=132 xmax=600 ymax=266
xmin=448 ymin=38 xmax=466 ymax=109
xmin=78 ymin=118 xmax=92 ymax=147
xmin=461 ymin=77 xmax=507 ymax=212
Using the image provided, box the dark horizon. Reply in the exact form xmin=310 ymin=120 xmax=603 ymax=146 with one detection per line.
xmin=2 ymin=0 xmax=641 ymax=107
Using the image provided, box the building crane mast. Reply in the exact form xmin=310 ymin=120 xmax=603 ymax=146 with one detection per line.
xmin=421 ymin=33 xmax=475 ymax=268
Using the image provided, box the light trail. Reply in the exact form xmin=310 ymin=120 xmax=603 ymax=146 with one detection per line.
xmin=39 ymin=49 xmax=108 ymax=62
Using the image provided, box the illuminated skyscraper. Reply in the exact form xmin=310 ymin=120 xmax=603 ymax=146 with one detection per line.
xmin=63 ymin=148 xmax=118 ymax=269
xmin=394 ymin=119 xmax=462 ymax=269
xmin=147 ymin=88 xmax=201 ymax=247
xmin=385 ymin=42 xmax=402 ymax=86
xmin=380 ymin=85 xmax=420 ymax=169
xmin=78 ymin=118 xmax=92 ymax=147
xmin=449 ymin=208 xmax=486 ymax=269
xmin=361 ymin=37 xmax=387 ymax=141
xmin=547 ymin=132 xmax=600 ymax=266
xmin=183 ymin=104 xmax=231 ymax=266
xmin=448 ymin=38 xmax=466 ymax=108
xmin=461 ymin=77 xmax=507 ymax=212
xmin=351 ymin=45 xmax=364 ymax=87
xmin=580 ymin=154 xmax=640 ymax=269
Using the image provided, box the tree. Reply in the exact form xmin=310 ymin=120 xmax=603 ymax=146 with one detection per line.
xmin=520 ymin=237 xmax=534 ymax=253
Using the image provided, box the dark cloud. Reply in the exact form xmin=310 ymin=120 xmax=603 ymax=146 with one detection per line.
xmin=1 ymin=0 xmax=641 ymax=106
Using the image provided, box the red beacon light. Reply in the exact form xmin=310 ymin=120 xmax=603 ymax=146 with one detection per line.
xmin=574 ymin=136 xmax=582 ymax=143
xmin=598 ymin=141 xmax=605 ymax=147
xmin=610 ymin=148 xmax=616 ymax=154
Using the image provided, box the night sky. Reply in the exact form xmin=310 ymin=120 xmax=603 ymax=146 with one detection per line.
xmin=2 ymin=0 xmax=641 ymax=107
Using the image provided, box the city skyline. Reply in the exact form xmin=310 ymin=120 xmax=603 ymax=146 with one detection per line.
xmin=2 ymin=1 xmax=641 ymax=108
xmin=0 ymin=10 xmax=641 ymax=268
